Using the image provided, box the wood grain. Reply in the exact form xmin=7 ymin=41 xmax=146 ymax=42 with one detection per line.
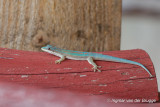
xmin=0 ymin=48 xmax=158 ymax=103
xmin=0 ymin=0 xmax=121 ymax=51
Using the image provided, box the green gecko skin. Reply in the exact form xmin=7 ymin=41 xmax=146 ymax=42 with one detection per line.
xmin=41 ymin=45 xmax=153 ymax=77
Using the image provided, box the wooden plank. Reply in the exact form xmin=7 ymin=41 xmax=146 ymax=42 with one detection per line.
xmin=0 ymin=48 xmax=159 ymax=103
xmin=0 ymin=0 xmax=121 ymax=51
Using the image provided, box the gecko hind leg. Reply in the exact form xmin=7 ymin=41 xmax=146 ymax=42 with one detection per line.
xmin=87 ymin=57 xmax=101 ymax=72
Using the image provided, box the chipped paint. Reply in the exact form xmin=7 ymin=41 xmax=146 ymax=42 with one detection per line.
xmin=129 ymin=76 xmax=137 ymax=79
xmin=44 ymin=76 xmax=48 ymax=79
xmin=26 ymin=67 xmax=29 ymax=69
xmin=121 ymin=72 xmax=129 ymax=75
xmin=21 ymin=75 xmax=29 ymax=78
xmin=72 ymin=73 xmax=77 ymax=76
xmin=99 ymin=84 xmax=107 ymax=87
xmin=44 ymin=70 xmax=49 ymax=73
xmin=13 ymin=54 xmax=19 ymax=56
xmin=57 ymin=69 xmax=61 ymax=71
xmin=128 ymin=80 xmax=133 ymax=82
xmin=59 ymin=77 xmax=64 ymax=80
xmin=0 ymin=57 xmax=13 ymax=59
xmin=99 ymin=91 xmax=103 ymax=93
xmin=80 ymin=75 xmax=87 ymax=77
xmin=84 ymin=68 xmax=88 ymax=70
xmin=91 ymin=80 xmax=97 ymax=82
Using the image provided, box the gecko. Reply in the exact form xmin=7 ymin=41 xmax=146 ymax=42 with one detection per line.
xmin=41 ymin=45 xmax=153 ymax=77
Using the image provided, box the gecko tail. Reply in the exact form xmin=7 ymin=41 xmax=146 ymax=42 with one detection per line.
xmin=129 ymin=61 xmax=153 ymax=77
xmin=112 ymin=57 xmax=153 ymax=77
xmin=137 ymin=63 xmax=153 ymax=77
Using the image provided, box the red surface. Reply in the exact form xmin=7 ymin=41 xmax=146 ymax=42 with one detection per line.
xmin=0 ymin=48 xmax=159 ymax=104
xmin=0 ymin=83 xmax=159 ymax=107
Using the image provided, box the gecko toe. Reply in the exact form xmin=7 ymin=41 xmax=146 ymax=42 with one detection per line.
xmin=55 ymin=61 xmax=61 ymax=64
xmin=92 ymin=66 xmax=101 ymax=72
xmin=98 ymin=69 xmax=101 ymax=72
xmin=97 ymin=66 xmax=101 ymax=68
xmin=92 ymin=68 xmax=96 ymax=72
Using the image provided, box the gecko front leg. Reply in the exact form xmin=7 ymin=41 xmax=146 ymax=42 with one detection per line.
xmin=87 ymin=57 xmax=101 ymax=72
xmin=55 ymin=55 xmax=66 ymax=64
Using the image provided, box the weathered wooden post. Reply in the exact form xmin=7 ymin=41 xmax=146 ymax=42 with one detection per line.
xmin=0 ymin=0 xmax=121 ymax=51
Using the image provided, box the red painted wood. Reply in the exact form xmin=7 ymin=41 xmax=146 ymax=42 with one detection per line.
xmin=0 ymin=48 xmax=159 ymax=103
xmin=0 ymin=83 xmax=159 ymax=106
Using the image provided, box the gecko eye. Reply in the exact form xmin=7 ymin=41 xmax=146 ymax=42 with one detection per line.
xmin=48 ymin=48 xmax=51 ymax=50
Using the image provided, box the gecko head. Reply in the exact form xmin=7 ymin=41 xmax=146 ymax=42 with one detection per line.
xmin=41 ymin=45 xmax=54 ymax=52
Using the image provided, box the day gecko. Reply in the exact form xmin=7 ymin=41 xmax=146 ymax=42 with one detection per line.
xmin=41 ymin=45 xmax=153 ymax=77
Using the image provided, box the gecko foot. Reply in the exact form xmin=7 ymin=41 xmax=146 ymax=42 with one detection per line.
xmin=55 ymin=60 xmax=61 ymax=64
xmin=92 ymin=66 xmax=101 ymax=72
